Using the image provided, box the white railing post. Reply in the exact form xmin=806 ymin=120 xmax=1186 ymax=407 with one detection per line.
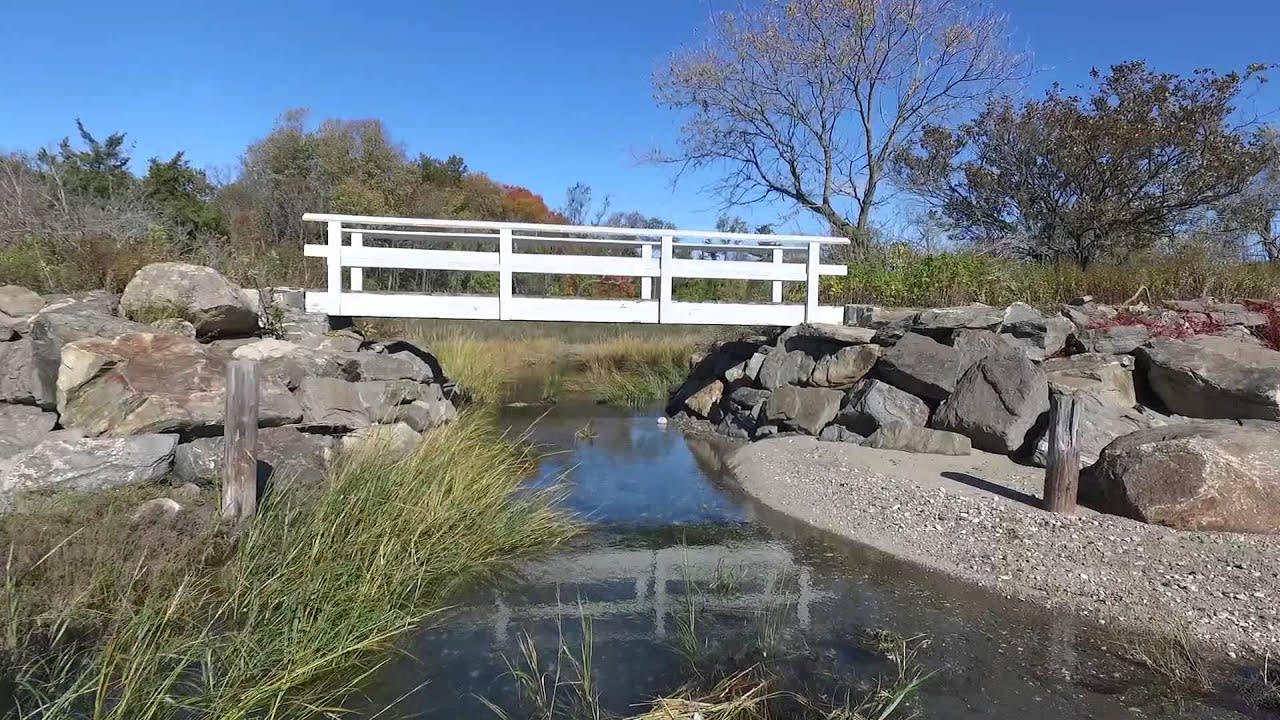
xmin=326 ymin=220 xmax=343 ymax=315
xmin=498 ymin=227 xmax=513 ymax=320
xmin=639 ymin=243 xmax=653 ymax=300
xmin=658 ymin=235 xmax=673 ymax=323
xmin=349 ymin=231 xmax=363 ymax=292
xmin=771 ymin=247 xmax=783 ymax=304
xmin=804 ymin=241 xmax=820 ymax=322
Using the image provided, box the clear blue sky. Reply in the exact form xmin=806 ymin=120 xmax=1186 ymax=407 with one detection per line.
xmin=2 ymin=0 xmax=1277 ymax=232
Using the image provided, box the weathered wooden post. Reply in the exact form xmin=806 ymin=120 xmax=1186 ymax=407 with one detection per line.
xmin=1042 ymin=391 xmax=1081 ymax=514
xmin=222 ymin=359 xmax=259 ymax=524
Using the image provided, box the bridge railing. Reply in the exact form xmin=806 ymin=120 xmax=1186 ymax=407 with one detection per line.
xmin=301 ymin=213 xmax=849 ymax=325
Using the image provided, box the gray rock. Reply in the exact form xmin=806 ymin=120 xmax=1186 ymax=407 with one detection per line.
xmin=998 ymin=303 xmax=1074 ymax=361
xmin=232 ymin=338 xmax=353 ymax=390
xmin=809 ymin=344 xmax=880 ymax=387
xmin=1137 ymin=335 xmax=1280 ymax=420
xmin=682 ymin=379 xmax=725 ymax=420
xmin=339 ymin=351 xmax=433 ymax=383
xmin=0 ymin=338 xmax=40 ymax=405
xmin=864 ymin=422 xmax=971 ymax=456
xmin=340 ymin=422 xmax=421 ymax=456
xmin=149 ymin=317 xmax=197 ymax=338
xmin=953 ymin=329 xmax=1014 ymax=373
xmin=753 ymin=424 xmax=779 ymax=439
xmin=1030 ymin=391 xmax=1166 ymax=467
xmin=757 ymin=349 xmax=816 ymax=390
xmin=1061 ymin=302 xmax=1118 ymax=330
xmin=0 ymin=405 xmax=58 ymax=460
xmin=172 ymin=426 xmax=337 ymax=487
xmin=777 ymin=323 xmax=876 ymax=348
xmin=130 ymin=497 xmax=183 ymax=524
xmin=875 ymin=332 xmax=958 ymax=402
xmin=392 ymin=395 xmax=457 ymax=432
xmin=871 ymin=318 xmax=915 ymax=347
xmin=1068 ymin=324 xmax=1150 ymax=355
xmin=1083 ymin=422 xmax=1280 ymax=533
xmin=120 ymin=262 xmax=259 ymax=339
xmin=835 ymin=379 xmax=930 ymax=436
xmin=0 ymin=285 xmax=45 ymax=317
xmin=818 ymin=424 xmax=864 ymax=444
xmin=914 ymin=304 xmax=1003 ymax=339
xmin=934 ymin=351 xmax=1049 ymax=454
xmin=765 ymin=385 xmax=844 ymax=435
xmin=353 ymin=380 xmax=424 ymax=422
xmin=716 ymin=413 xmax=755 ymax=440
xmin=726 ymin=386 xmax=770 ymax=411
xmin=296 ymin=377 xmax=372 ymax=431
xmin=743 ymin=351 xmax=768 ymax=384
xmin=57 ymin=333 xmax=302 ymax=436
xmin=277 ymin=310 xmax=363 ymax=351
xmin=0 ymin=433 xmax=178 ymax=507
xmin=29 ymin=304 xmax=151 ymax=408
xmin=1040 ymin=353 xmax=1136 ymax=408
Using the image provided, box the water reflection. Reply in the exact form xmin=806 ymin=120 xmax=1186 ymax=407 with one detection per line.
xmin=364 ymin=405 xmax=1253 ymax=720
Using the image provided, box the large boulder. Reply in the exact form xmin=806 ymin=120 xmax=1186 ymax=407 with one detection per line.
xmin=277 ymin=310 xmax=363 ymax=352
xmin=998 ymin=303 xmax=1074 ymax=361
xmin=757 ymin=349 xmax=817 ymax=390
xmin=1083 ymin=423 xmax=1280 ymax=533
xmin=57 ymin=333 xmax=302 ymax=436
xmin=809 ymin=345 xmax=880 ymax=387
xmin=1040 ymin=353 xmax=1136 ymax=409
xmin=776 ymin=322 xmax=876 ymax=348
xmin=764 ymin=385 xmax=844 ymax=435
xmin=1029 ymin=391 xmax=1166 ymax=467
xmin=913 ymin=304 xmax=1003 ymax=339
xmin=1137 ymin=336 xmax=1280 ymax=420
xmin=340 ymin=422 xmax=421 ymax=456
xmin=120 ymin=263 xmax=258 ymax=339
xmin=0 ymin=338 xmax=40 ymax=405
xmin=953 ymin=329 xmax=1014 ymax=373
xmin=934 ymin=351 xmax=1049 ymax=454
xmin=834 ymin=379 xmax=929 ymax=436
xmin=1067 ymin=324 xmax=1150 ymax=355
xmin=683 ymin=379 xmax=725 ymax=419
xmin=0 ymin=433 xmax=178 ymax=508
xmin=29 ymin=304 xmax=151 ymax=408
xmin=173 ymin=426 xmax=337 ymax=487
xmin=875 ymin=332 xmax=958 ymax=402
xmin=863 ymin=422 xmax=971 ymax=456
xmin=296 ymin=377 xmax=373 ymax=431
xmin=0 ymin=405 xmax=58 ymax=460
xmin=0 ymin=285 xmax=45 ymax=318
xmin=392 ymin=391 xmax=457 ymax=432
xmin=231 ymin=338 xmax=353 ymax=390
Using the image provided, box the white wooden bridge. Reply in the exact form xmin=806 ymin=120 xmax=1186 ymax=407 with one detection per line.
xmin=302 ymin=213 xmax=849 ymax=325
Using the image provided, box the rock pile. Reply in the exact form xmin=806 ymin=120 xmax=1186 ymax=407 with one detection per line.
xmin=0 ymin=262 xmax=457 ymax=510
xmin=670 ymin=298 xmax=1280 ymax=533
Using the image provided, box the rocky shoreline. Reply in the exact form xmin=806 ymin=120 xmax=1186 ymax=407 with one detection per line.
xmin=722 ymin=433 xmax=1280 ymax=661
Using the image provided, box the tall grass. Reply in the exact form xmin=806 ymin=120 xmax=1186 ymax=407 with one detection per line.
xmin=2 ymin=414 xmax=574 ymax=719
xmin=571 ymin=336 xmax=693 ymax=408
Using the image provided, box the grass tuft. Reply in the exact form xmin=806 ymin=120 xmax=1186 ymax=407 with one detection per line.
xmin=2 ymin=413 xmax=575 ymax=719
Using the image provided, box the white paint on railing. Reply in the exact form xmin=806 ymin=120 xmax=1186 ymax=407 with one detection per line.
xmin=302 ymin=213 xmax=849 ymax=325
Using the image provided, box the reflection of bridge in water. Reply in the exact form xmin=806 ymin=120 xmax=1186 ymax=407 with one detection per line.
xmin=468 ymin=542 xmax=833 ymax=645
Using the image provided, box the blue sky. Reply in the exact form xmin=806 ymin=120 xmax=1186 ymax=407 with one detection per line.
xmin=2 ymin=0 xmax=1277 ymax=232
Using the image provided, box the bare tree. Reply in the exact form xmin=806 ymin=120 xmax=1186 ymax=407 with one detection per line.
xmin=655 ymin=0 xmax=1025 ymax=254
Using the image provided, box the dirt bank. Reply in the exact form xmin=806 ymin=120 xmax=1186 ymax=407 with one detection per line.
xmin=726 ymin=435 xmax=1280 ymax=660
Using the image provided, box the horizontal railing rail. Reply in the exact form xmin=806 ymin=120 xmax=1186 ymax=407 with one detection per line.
xmin=301 ymin=213 xmax=849 ymax=325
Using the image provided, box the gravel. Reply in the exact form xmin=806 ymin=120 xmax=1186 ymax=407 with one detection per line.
xmin=726 ymin=435 xmax=1280 ymax=661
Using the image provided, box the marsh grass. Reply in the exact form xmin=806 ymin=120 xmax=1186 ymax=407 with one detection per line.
xmin=2 ymin=414 xmax=574 ymax=719
xmin=372 ymin=320 xmax=710 ymax=408
xmin=1122 ymin=623 xmax=1213 ymax=696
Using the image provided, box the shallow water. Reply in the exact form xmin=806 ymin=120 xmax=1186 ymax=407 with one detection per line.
xmin=366 ymin=403 xmax=1258 ymax=719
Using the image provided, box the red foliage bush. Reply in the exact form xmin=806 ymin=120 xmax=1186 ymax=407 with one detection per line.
xmin=1091 ymin=310 xmax=1224 ymax=340
xmin=1244 ymin=301 xmax=1280 ymax=351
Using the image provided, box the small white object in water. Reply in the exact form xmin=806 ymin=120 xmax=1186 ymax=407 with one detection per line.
xmin=656 ymin=416 xmax=668 ymax=425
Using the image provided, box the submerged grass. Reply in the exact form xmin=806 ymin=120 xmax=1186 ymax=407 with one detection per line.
xmin=2 ymin=414 xmax=574 ymax=719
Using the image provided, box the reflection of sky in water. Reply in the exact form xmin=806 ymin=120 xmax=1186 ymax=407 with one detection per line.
xmin=361 ymin=405 xmax=1250 ymax=720
xmin=511 ymin=405 xmax=747 ymax=526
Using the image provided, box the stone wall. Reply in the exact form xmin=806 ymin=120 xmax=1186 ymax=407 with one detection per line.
xmin=0 ymin=262 xmax=458 ymax=510
xmin=669 ymin=298 xmax=1280 ymax=533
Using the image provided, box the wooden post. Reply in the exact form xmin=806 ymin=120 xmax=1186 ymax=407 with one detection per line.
xmin=1043 ymin=392 xmax=1081 ymax=514
xmin=771 ymin=247 xmax=783 ymax=304
xmin=222 ymin=360 xmax=259 ymax=524
xmin=639 ymin=243 xmax=653 ymax=300
xmin=498 ymin=227 xmax=513 ymax=320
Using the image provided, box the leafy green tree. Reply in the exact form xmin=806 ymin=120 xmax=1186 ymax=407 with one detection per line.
xmin=895 ymin=62 xmax=1277 ymax=266
xmin=418 ymin=154 xmax=468 ymax=186
xmin=142 ymin=152 xmax=226 ymax=244
xmin=36 ymin=119 xmax=135 ymax=200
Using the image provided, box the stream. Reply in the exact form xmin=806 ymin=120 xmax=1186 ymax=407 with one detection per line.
xmin=366 ymin=402 xmax=1259 ymax=719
